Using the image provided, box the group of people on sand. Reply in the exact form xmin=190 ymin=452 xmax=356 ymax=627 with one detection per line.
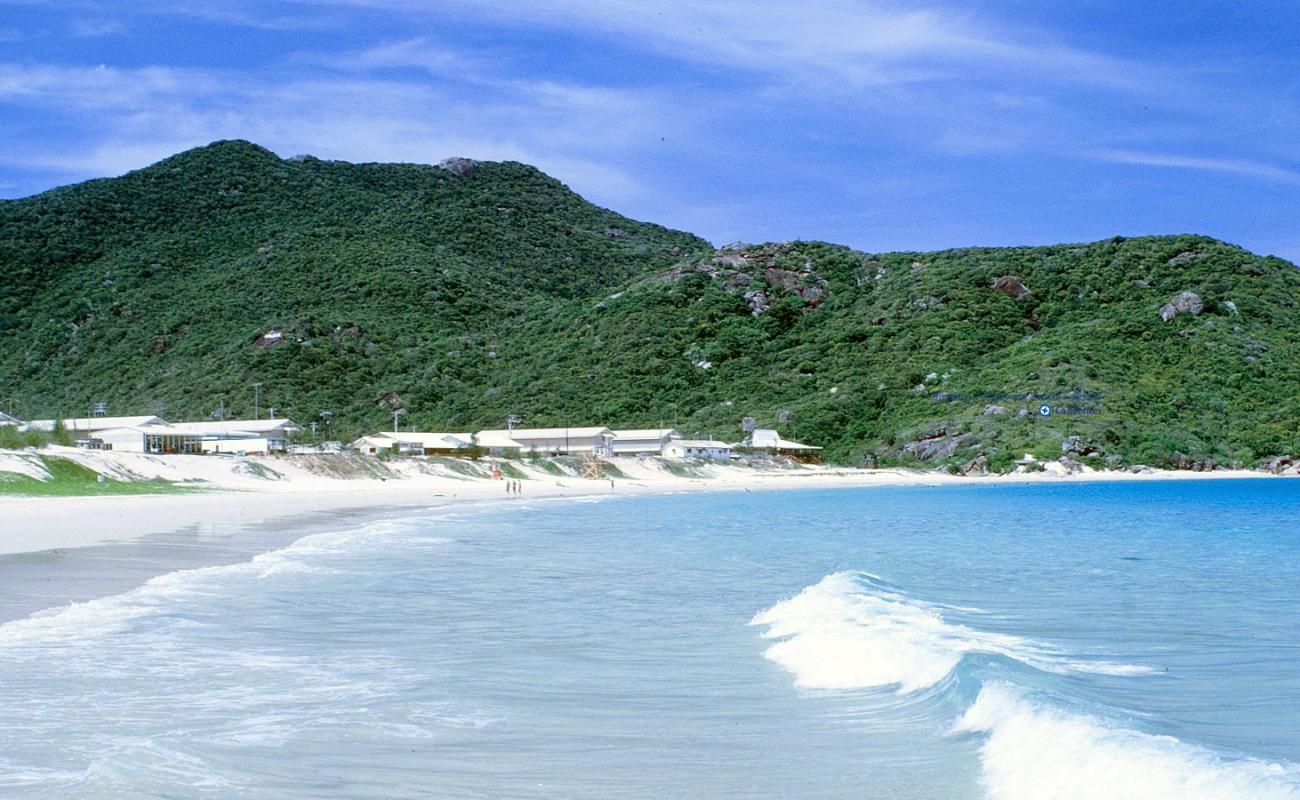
xmin=505 ymin=479 xmax=522 ymax=495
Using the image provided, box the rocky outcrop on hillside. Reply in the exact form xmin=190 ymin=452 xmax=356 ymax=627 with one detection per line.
xmin=437 ymin=157 xmax=479 ymax=177
xmin=1159 ymin=291 xmax=1203 ymax=322
xmin=990 ymin=275 xmax=1032 ymax=299
xmin=644 ymin=244 xmax=830 ymax=316
xmin=900 ymin=426 xmax=978 ymax=460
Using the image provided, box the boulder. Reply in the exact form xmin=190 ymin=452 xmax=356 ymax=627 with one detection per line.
xmin=982 ymin=405 xmax=1011 ymax=416
xmin=1167 ymin=251 xmax=1208 ymax=266
xmin=990 ymin=275 xmax=1032 ymax=299
xmin=743 ymin=290 xmax=769 ymax=315
xmin=437 ymin=157 xmax=479 ymax=177
xmin=903 ymin=432 xmax=977 ymax=461
xmin=1160 ymin=291 xmax=1203 ymax=322
xmin=1058 ymin=456 xmax=1085 ymax=475
xmin=1170 ymin=451 xmax=1193 ymax=470
xmin=1263 ymin=456 xmax=1294 ymax=474
xmin=1128 ymin=464 xmax=1154 ymax=474
xmin=959 ymin=454 xmax=989 ymax=477
xmin=1060 ymin=435 xmax=1097 ymax=456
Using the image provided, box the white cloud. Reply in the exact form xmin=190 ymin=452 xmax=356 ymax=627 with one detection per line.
xmin=1089 ymin=148 xmax=1300 ymax=184
xmin=292 ymin=0 xmax=1157 ymax=93
xmin=0 ymin=59 xmax=661 ymax=208
xmin=69 ymin=18 xmax=124 ymax=37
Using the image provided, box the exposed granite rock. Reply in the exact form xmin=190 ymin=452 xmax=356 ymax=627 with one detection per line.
xmin=1166 ymin=251 xmax=1209 ymax=266
xmin=982 ymin=405 xmax=1010 ymax=416
xmin=1160 ymin=291 xmax=1203 ymax=322
xmin=743 ymin=290 xmax=769 ymax=315
xmin=990 ymin=275 xmax=1032 ymax=299
xmin=1263 ymin=455 xmax=1294 ymax=474
xmin=1061 ymin=435 xmax=1098 ymax=456
xmin=437 ymin=157 xmax=479 ymax=177
xmin=959 ymin=454 xmax=989 ymax=476
xmin=903 ymin=432 xmax=977 ymax=461
xmin=1058 ymin=456 xmax=1085 ymax=474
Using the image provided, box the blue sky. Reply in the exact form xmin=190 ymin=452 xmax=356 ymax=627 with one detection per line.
xmin=2 ymin=1 xmax=1298 ymax=260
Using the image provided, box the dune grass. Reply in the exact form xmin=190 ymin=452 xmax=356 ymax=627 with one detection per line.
xmin=0 ymin=456 xmax=196 ymax=497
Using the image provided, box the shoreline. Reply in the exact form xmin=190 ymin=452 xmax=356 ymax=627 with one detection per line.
xmin=1 ymin=459 xmax=1291 ymax=558
xmin=0 ymin=463 xmax=1292 ymax=627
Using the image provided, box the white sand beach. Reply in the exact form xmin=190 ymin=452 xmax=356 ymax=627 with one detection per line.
xmin=0 ymin=446 xmax=1287 ymax=558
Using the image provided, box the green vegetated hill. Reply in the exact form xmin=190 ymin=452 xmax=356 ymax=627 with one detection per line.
xmin=3 ymin=140 xmax=1298 ymax=470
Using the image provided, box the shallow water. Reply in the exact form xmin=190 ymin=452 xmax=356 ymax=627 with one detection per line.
xmin=2 ymin=481 xmax=1298 ymax=798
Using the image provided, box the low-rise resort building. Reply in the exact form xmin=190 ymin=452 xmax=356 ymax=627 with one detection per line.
xmin=20 ymin=410 xmax=820 ymax=462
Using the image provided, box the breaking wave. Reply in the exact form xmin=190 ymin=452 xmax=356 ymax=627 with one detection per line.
xmin=954 ymin=683 xmax=1300 ymax=800
xmin=749 ymin=571 xmax=1151 ymax=692
xmin=754 ymin=572 xmax=1299 ymax=799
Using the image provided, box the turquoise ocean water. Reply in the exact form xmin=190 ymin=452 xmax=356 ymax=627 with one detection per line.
xmin=2 ymin=480 xmax=1298 ymax=798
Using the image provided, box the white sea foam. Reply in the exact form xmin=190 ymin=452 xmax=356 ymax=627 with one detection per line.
xmin=954 ymin=683 xmax=1300 ymax=800
xmin=750 ymin=572 xmax=1152 ymax=692
xmin=0 ymin=519 xmax=427 ymax=649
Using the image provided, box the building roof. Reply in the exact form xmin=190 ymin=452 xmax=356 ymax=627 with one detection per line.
xmin=175 ymin=419 xmax=302 ymax=435
xmin=29 ymin=416 xmax=167 ymax=432
xmin=671 ymin=439 xmax=733 ymax=449
xmin=611 ymin=428 xmax=679 ymax=440
xmin=474 ymin=431 xmax=526 ymax=449
xmin=349 ymin=435 xmax=399 ymax=449
xmin=749 ymin=428 xmax=822 ymax=450
xmin=0 ymin=411 xmax=22 ymax=426
xmin=352 ymin=432 xmax=474 ymax=449
xmin=94 ymin=425 xmax=203 ymax=438
xmin=477 ymin=427 xmax=613 ymax=440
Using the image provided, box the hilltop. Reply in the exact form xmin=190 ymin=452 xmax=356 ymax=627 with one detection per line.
xmin=2 ymin=141 xmax=1298 ymax=470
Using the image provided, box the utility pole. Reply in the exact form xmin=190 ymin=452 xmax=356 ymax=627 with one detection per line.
xmin=507 ymin=413 xmax=521 ymax=432
xmin=392 ymin=408 xmax=406 ymax=435
xmin=252 ymin=382 xmax=263 ymax=420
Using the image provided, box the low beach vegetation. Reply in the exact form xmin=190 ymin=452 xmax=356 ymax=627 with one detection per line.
xmin=0 ymin=455 xmax=193 ymax=497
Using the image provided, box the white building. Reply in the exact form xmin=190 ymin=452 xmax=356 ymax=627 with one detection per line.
xmin=476 ymin=427 xmax=615 ymax=458
xmin=92 ymin=425 xmax=204 ymax=454
xmin=474 ymin=431 xmax=526 ymax=457
xmin=610 ymin=428 xmax=680 ymax=457
xmin=747 ymin=428 xmax=823 ymax=460
xmin=663 ymin=438 xmax=733 ymax=460
xmin=348 ymin=432 xmax=474 ymax=456
xmin=201 ymin=437 xmax=285 ymax=456
xmin=173 ymin=418 xmax=302 ymax=454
